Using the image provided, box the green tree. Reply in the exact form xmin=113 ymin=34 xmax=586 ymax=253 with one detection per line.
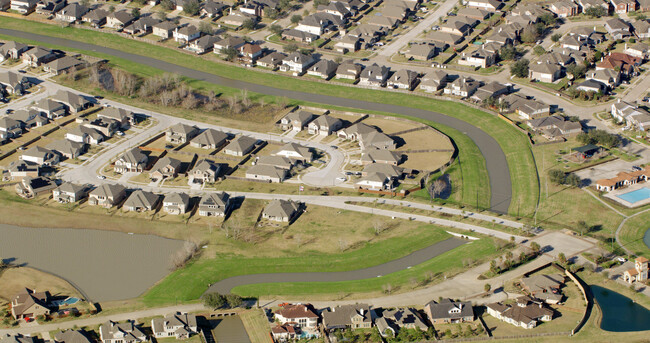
xmin=131 ymin=8 xmax=140 ymax=18
xmin=533 ymin=45 xmax=546 ymax=56
xmin=156 ymin=9 xmax=167 ymax=21
xmin=221 ymin=47 xmax=239 ymax=61
xmin=484 ymin=283 xmax=491 ymax=292
xmin=266 ymin=8 xmax=279 ymax=19
xmin=283 ymin=43 xmax=299 ymax=53
xmin=551 ymin=33 xmax=561 ymax=42
xmin=558 ymin=252 xmax=568 ymax=265
xmin=510 ymin=58 xmax=529 ymax=78
xmin=565 ymin=173 xmax=582 ymax=187
xmin=548 ymin=169 xmax=566 ymax=185
xmin=202 ymin=293 xmax=226 ymax=309
xmin=489 ymin=260 xmax=499 ymax=274
xmin=225 ymin=294 xmax=243 ymax=308
xmin=242 ymin=19 xmax=256 ymax=30
xmin=183 ymin=0 xmax=201 ymax=16
xmin=499 ymin=44 xmax=516 ymax=60
xmin=531 ymin=241 xmax=541 ymax=254
xmin=199 ymin=21 xmax=213 ymax=34
xmin=577 ymin=220 xmax=590 ymax=235
xmin=108 ymin=4 xmax=116 ymax=12
xmin=585 ymin=6 xmax=607 ymax=17
xmin=539 ymin=13 xmax=556 ymax=26
xmin=567 ymin=63 xmax=586 ymax=79
xmin=161 ymin=0 xmax=175 ymax=10
xmin=270 ymin=24 xmax=283 ymax=36
xmin=521 ymin=24 xmax=540 ymax=43
xmin=291 ymin=14 xmax=302 ymax=24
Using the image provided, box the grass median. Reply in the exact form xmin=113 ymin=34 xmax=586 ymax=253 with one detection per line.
xmin=618 ymin=211 xmax=650 ymax=257
xmin=0 ymin=17 xmax=538 ymax=215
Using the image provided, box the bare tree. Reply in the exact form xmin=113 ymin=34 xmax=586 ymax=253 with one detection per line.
xmin=338 ymin=239 xmax=348 ymax=251
xmin=382 ymin=283 xmax=393 ymax=294
xmin=170 ymin=241 xmax=199 ymax=270
xmin=240 ymin=89 xmax=252 ymax=109
xmin=431 ymin=179 xmax=446 ymax=198
xmin=373 ymin=218 xmax=388 ymax=235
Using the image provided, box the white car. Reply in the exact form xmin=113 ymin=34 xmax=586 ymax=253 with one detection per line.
xmin=116 ymin=131 xmax=125 ymax=136
xmin=97 ymin=175 xmax=106 ymax=180
xmin=336 ymin=177 xmax=347 ymax=182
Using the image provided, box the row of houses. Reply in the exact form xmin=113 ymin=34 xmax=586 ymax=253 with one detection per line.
xmin=0 ymin=41 xmax=87 ymax=76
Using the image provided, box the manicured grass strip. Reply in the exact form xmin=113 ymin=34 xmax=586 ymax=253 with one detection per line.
xmin=618 ymin=211 xmax=650 ymax=257
xmin=142 ymin=228 xmax=451 ymax=305
xmin=0 ymin=18 xmax=538 ymax=214
xmin=230 ymin=238 xmax=497 ymax=297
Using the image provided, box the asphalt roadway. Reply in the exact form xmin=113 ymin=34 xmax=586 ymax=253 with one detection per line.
xmin=0 ymin=28 xmax=513 ymax=213
xmin=204 ymin=237 xmax=466 ymax=294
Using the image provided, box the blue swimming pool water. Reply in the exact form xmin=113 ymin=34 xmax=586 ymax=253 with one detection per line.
xmin=51 ymin=297 xmax=79 ymax=306
xmin=616 ymin=187 xmax=650 ymax=204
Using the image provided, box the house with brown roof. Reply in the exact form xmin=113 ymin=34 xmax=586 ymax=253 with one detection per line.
xmin=610 ymin=0 xmax=636 ymax=13
xmin=153 ymin=21 xmax=178 ymax=39
xmin=335 ymin=61 xmax=363 ymax=80
xmin=274 ymin=304 xmax=319 ymax=328
xmin=404 ymin=43 xmax=438 ymax=61
xmin=262 ymin=199 xmax=302 ymax=222
xmin=114 ymin=148 xmax=148 ymax=173
xmin=419 ymin=71 xmax=449 ymax=92
xmin=162 ymin=193 xmax=190 ymax=215
xmin=150 ymin=156 xmax=181 ymax=180
xmin=123 ymin=190 xmax=161 ymax=212
xmin=521 ymin=274 xmax=565 ymax=304
xmin=245 ymin=164 xmax=288 ymax=182
xmin=529 ymin=62 xmax=563 ymax=83
xmin=198 ymin=192 xmax=231 ymax=216
xmin=486 ymin=298 xmax=553 ymax=329
xmin=166 ymin=123 xmax=199 ymax=144
xmin=623 ymin=257 xmax=649 ymax=283
xmin=322 ymin=304 xmax=374 ymax=330
xmin=256 ymin=51 xmax=287 ymax=69
xmin=549 ymin=0 xmax=579 ymax=17
xmin=188 ymin=159 xmax=221 ymax=184
xmin=10 ymin=289 xmax=51 ymax=320
xmin=89 ymin=184 xmax=127 ymax=208
xmin=190 ymin=129 xmax=228 ymax=149
xmin=596 ymin=52 xmax=641 ymax=76
xmin=271 ymin=324 xmax=299 ymax=342
xmin=387 ymin=69 xmax=419 ymax=90
xmin=307 ymin=115 xmax=343 ymax=136
xmin=424 ymin=299 xmax=474 ymax=324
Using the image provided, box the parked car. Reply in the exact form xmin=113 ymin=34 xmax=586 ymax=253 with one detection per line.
xmin=97 ymin=175 xmax=106 ymax=180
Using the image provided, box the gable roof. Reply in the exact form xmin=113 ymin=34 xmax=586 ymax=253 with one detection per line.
xmin=263 ymin=199 xmax=300 ymax=218
xmin=90 ymin=183 xmax=126 ymax=199
xmin=123 ymin=190 xmax=160 ymax=209
xmin=225 ymin=135 xmax=257 ymax=153
xmin=191 ymin=129 xmax=228 ymax=146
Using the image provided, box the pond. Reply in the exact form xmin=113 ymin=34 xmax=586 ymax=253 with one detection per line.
xmin=644 ymin=228 xmax=650 ymax=249
xmin=591 ymin=284 xmax=650 ymax=332
xmin=0 ymin=224 xmax=185 ymax=302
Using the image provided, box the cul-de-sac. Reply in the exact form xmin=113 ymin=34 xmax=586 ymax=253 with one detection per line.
xmin=0 ymin=0 xmax=649 ymax=341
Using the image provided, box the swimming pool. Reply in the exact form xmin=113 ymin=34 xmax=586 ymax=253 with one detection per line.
xmin=50 ymin=297 xmax=79 ymax=306
xmin=616 ymin=187 xmax=650 ymax=204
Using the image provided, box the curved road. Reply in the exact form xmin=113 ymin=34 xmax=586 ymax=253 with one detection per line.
xmin=204 ymin=237 xmax=467 ymax=294
xmin=0 ymin=28 xmax=512 ymax=213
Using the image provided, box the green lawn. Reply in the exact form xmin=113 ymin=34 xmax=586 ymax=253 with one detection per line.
xmin=143 ymin=229 xmax=481 ymax=305
xmin=229 ymin=238 xmax=497 ymax=297
xmin=618 ymin=211 xmax=650 ymax=257
xmin=0 ymin=18 xmax=538 ymax=215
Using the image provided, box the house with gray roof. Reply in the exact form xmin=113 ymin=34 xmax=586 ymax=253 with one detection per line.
xmin=0 ymin=41 xmax=29 ymax=61
xmin=262 ymin=199 xmax=302 ymax=222
xmin=280 ymin=52 xmax=316 ymax=74
xmin=223 ymin=135 xmax=257 ymax=156
xmin=322 ymin=304 xmax=374 ymax=330
xmin=106 ymin=10 xmax=135 ymax=29
xmin=334 ymin=34 xmax=361 ymax=53
xmin=419 ymin=71 xmax=449 ymax=92
xmin=307 ymin=59 xmax=339 ymax=80
xmin=356 ymin=171 xmax=393 ymax=190
xmin=123 ymin=190 xmax=161 ymax=212
xmin=54 ymin=330 xmax=93 ymax=343
xmin=486 ymin=298 xmax=553 ymax=329
xmin=362 ymin=162 xmax=402 ymax=178
xmin=15 ymin=176 xmax=57 ymax=198
xmin=521 ymin=274 xmax=565 ymax=304
xmin=367 ymin=15 xmax=399 ymax=29
xmin=21 ymin=146 xmax=59 ymax=166
xmin=444 ymin=77 xmax=481 ymax=97
xmin=426 ymin=31 xmax=464 ymax=45
xmin=36 ymin=0 xmax=66 ymax=16
xmin=55 ymin=3 xmax=88 ymax=22
xmin=0 ymin=71 xmax=29 ymax=95
xmin=166 ymin=123 xmax=199 ymax=144
xmin=52 ymin=182 xmax=87 ymax=203
xmin=152 ymin=312 xmax=197 ymax=340
xmin=52 ymin=90 xmax=92 ymax=113
xmin=376 ymin=308 xmax=428 ymax=337
xmin=7 ymin=160 xmax=40 ymax=180
xmin=43 ymin=56 xmax=84 ymax=76
xmin=89 ymin=184 xmax=127 ymax=208
xmin=21 ymin=47 xmax=56 ymax=67
xmin=273 ymin=142 xmax=312 ymax=163
xmin=359 ymin=130 xmax=396 ymax=151
xmin=188 ymin=159 xmax=221 ymax=184
xmin=114 ymin=148 xmax=148 ymax=173
xmin=47 ymin=139 xmax=86 ymax=159
xmin=99 ymin=320 xmax=147 ymax=343
xmin=173 ymin=25 xmax=201 ymax=43
xmin=256 ymin=51 xmax=287 ymax=69
xmin=359 ymin=63 xmax=390 ymax=87
xmin=335 ymin=61 xmax=363 ymax=80
xmin=190 ymin=129 xmax=228 ymax=149
xmin=280 ymin=111 xmax=315 ymax=132
xmin=387 ymin=69 xmax=419 ymax=90
xmin=11 ymin=108 xmax=48 ymax=128
xmin=404 ymin=43 xmax=438 ymax=61
xmin=123 ymin=16 xmax=160 ymax=36
xmin=66 ymin=125 xmax=104 ymax=145
xmin=163 ymin=193 xmax=190 ymax=215
xmin=361 ymin=149 xmax=402 ymax=165
xmin=99 ymin=107 xmax=134 ymax=129
xmin=307 ymin=115 xmax=343 ymax=136
xmin=198 ymin=192 xmax=231 ymax=216
xmin=150 ymin=156 xmax=181 ymax=180
xmin=152 ymin=21 xmax=178 ymax=39
xmin=457 ymin=6 xmax=491 ymax=20
xmin=246 ymin=164 xmax=288 ymax=182
xmin=256 ymin=155 xmax=294 ymax=170
xmin=1 ymin=335 xmax=40 ymax=343
xmin=0 ymin=117 xmax=22 ymax=141
xmin=82 ymin=8 xmax=109 ymax=27
xmin=282 ymin=29 xmax=319 ymax=43
xmin=424 ymin=299 xmax=474 ymax=324
xmin=528 ymin=62 xmax=563 ymax=83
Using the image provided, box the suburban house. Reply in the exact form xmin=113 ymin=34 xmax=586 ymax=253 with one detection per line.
xmin=444 ymin=77 xmax=481 ymax=97
xmin=123 ymin=190 xmax=161 ymax=212
xmin=528 ymin=62 xmax=563 ymax=83
xmin=280 ymin=111 xmax=315 ymax=132
xmin=166 ymin=123 xmax=199 ymax=144
xmin=66 ymin=125 xmax=105 ymax=145
xmin=43 ymin=56 xmax=84 ymax=75
xmin=15 ymin=176 xmax=57 ymax=198
xmin=152 ymin=312 xmax=198 ymax=340
xmin=356 ymin=170 xmax=393 ymax=190
xmin=440 ymin=18 xmax=474 ymax=36
xmin=335 ymin=61 xmax=364 ymax=80
xmin=0 ymin=71 xmax=29 ymax=95
xmin=188 ymin=159 xmax=221 ymax=184
xmin=245 ymin=164 xmax=288 ymax=182
xmin=296 ymin=12 xmax=344 ymax=36
xmin=47 ymin=139 xmax=86 ymax=159
xmin=36 ymin=0 xmax=66 ymax=16
xmin=307 ymin=59 xmax=339 ymax=79
xmin=521 ymin=274 xmax=565 ymax=304
xmin=198 ymin=192 xmax=231 ymax=216
xmin=457 ymin=6 xmax=491 ymax=19
xmin=322 ymin=304 xmax=374 ymax=330
xmin=307 ymin=115 xmax=343 ymax=136
xmin=240 ymin=43 xmax=263 ymax=62
xmin=271 ymin=325 xmax=300 ymax=342
xmin=106 ymin=10 xmax=135 ymax=29
xmin=387 ymin=69 xmax=419 ymax=90
xmin=404 ymin=43 xmax=438 ymax=61
xmin=55 ymin=3 xmax=88 ymax=22
xmin=10 ymin=0 xmax=38 ymax=13
xmin=162 ymin=193 xmax=190 ymax=215
xmin=604 ymin=18 xmax=632 ymax=39
xmin=10 ymin=288 xmax=51 ymax=320
xmin=623 ymin=257 xmax=649 ymax=283
xmin=256 ymin=51 xmax=287 ymax=69
xmin=586 ymin=69 xmax=621 ymax=88
xmin=150 ymin=156 xmax=182 ymax=180
xmin=52 ymin=182 xmax=86 ymax=203
xmin=424 ymin=299 xmax=474 ymax=324
xmin=273 ymin=142 xmax=312 ymax=163
xmin=359 ymin=63 xmax=390 ymax=87
xmin=114 ymin=148 xmax=148 ymax=173
xmin=99 ymin=107 xmax=135 ymax=129
xmin=173 ymin=25 xmax=201 ymax=43
xmin=419 ymin=71 xmax=449 ymax=92
xmin=610 ymin=0 xmax=636 ymax=13
xmin=576 ymin=79 xmax=608 ymax=93
xmin=279 ymin=52 xmax=316 ymax=74
xmin=458 ymin=48 xmax=497 ymax=68
xmin=502 ymin=93 xmax=550 ymax=119
xmin=190 ymin=129 xmax=228 ymax=149
xmin=88 ymin=184 xmax=127 ymax=208
xmin=470 ymin=82 xmax=511 ymax=102
xmin=274 ymin=304 xmax=320 ymax=328
xmin=611 ymin=100 xmax=650 ymax=131
xmin=0 ymin=41 xmax=29 ymax=61
xmin=52 ymin=90 xmax=92 ymax=113
xmin=624 ymin=42 xmax=650 ymax=59
xmin=486 ymin=298 xmax=553 ymax=329
xmin=223 ymin=135 xmax=257 ymax=156
xmin=82 ymin=8 xmax=109 ymax=27
xmin=595 ymin=166 xmax=650 ymax=191
xmin=526 ymin=115 xmax=582 ymax=139
xmin=20 ymin=146 xmax=59 ymax=166
xmin=201 ymin=1 xmax=228 ymax=18
xmin=153 ymin=21 xmax=178 ymax=39
xmin=466 ymin=0 xmax=501 ymax=11
xmin=0 ymin=117 xmax=23 ymax=141
xmin=54 ymin=330 xmax=93 ymax=343
xmin=262 ymin=199 xmax=302 ymax=222
xmin=282 ymin=29 xmax=319 ymax=43
xmin=376 ymin=308 xmax=428 ymax=337
xmin=11 ymin=108 xmax=48 ymax=128
xmin=549 ymin=0 xmax=579 ymax=17
xmin=99 ymin=321 xmax=147 ymax=343
xmin=214 ymin=36 xmax=246 ymax=53
xmin=123 ymin=16 xmax=161 ymax=36
xmin=21 ymin=47 xmax=56 ymax=67
xmin=597 ymin=52 xmax=641 ymax=76
xmin=361 ymin=149 xmax=402 ymax=165
xmin=633 ymin=19 xmax=650 ymax=39
xmin=334 ymin=35 xmax=361 ymax=53
xmin=7 ymin=160 xmax=40 ymax=180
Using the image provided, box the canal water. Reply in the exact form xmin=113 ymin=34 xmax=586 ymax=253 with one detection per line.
xmin=0 ymin=224 xmax=185 ymax=302
xmin=644 ymin=228 xmax=650 ymax=249
xmin=591 ymin=285 xmax=650 ymax=332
